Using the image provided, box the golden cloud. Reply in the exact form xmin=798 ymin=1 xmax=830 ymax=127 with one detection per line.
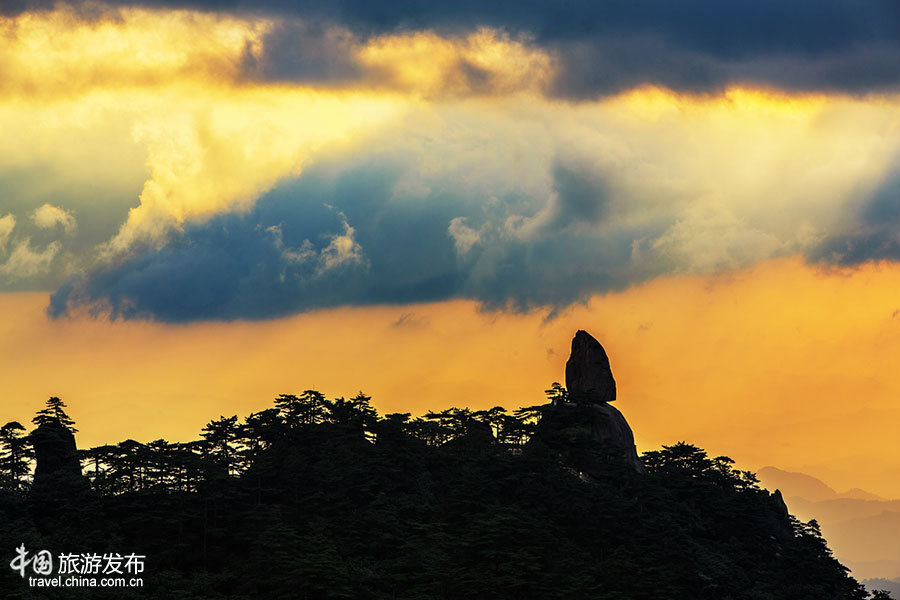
xmin=1 ymin=5 xmax=899 ymax=273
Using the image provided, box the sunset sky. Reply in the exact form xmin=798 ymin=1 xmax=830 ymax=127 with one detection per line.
xmin=2 ymin=1 xmax=900 ymax=498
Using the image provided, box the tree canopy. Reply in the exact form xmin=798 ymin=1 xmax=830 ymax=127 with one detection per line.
xmin=31 ymin=396 xmax=78 ymax=432
xmin=0 ymin=387 xmax=881 ymax=599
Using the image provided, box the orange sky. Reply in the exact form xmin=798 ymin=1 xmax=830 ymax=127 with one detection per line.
xmin=2 ymin=4 xmax=900 ymax=507
xmin=3 ymin=254 xmax=899 ymax=498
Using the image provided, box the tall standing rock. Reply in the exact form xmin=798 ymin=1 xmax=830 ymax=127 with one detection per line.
xmin=28 ymin=418 xmax=90 ymax=509
xmin=31 ymin=419 xmax=81 ymax=479
xmin=566 ymin=330 xmax=616 ymax=404
xmin=537 ymin=330 xmax=644 ymax=474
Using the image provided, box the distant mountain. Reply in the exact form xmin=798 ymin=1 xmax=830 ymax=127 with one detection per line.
xmin=758 ymin=466 xmax=840 ymax=501
xmin=785 ymin=497 xmax=900 ymax=526
xmin=843 ymin=488 xmax=885 ymax=501
xmin=829 ymin=511 xmax=900 ymax=566
xmin=842 ymin=560 xmax=900 ymax=583
xmin=862 ymin=578 xmax=900 ymax=598
xmin=757 ymin=466 xmax=884 ymax=502
xmin=757 ymin=468 xmax=900 ymax=582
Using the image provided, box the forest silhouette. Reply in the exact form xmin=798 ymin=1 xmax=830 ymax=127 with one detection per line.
xmin=0 ymin=390 xmax=894 ymax=599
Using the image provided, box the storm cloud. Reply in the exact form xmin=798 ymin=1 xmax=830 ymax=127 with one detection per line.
xmin=49 ymin=156 xmax=667 ymax=321
xmin=5 ymin=0 xmax=900 ymax=321
xmin=6 ymin=0 xmax=900 ymax=96
xmin=45 ymin=87 xmax=900 ymax=322
xmin=47 ymin=153 xmax=900 ymax=320
xmin=808 ymin=170 xmax=900 ymax=266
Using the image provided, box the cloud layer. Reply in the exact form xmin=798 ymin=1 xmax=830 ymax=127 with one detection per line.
xmin=2 ymin=4 xmax=900 ymax=320
xmin=47 ymin=91 xmax=900 ymax=321
xmin=808 ymin=169 xmax=900 ymax=266
xmin=6 ymin=0 xmax=900 ymax=97
xmin=0 ymin=214 xmax=14 ymax=250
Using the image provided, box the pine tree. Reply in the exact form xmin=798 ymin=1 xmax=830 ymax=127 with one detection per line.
xmin=31 ymin=396 xmax=78 ymax=433
xmin=200 ymin=415 xmax=240 ymax=475
xmin=0 ymin=421 xmax=33 ymax=492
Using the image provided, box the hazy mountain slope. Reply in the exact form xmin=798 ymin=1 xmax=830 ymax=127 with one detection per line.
xmin=758 ymin=468 xmax=900 ymax=582
xmin=848 ymin=561 xmax=900 ymax=583
xmin=785 ymin=497 xmax=900 ymax=524
xmin=758 ymin=466 xmax=840 ymax=502
xmin=842 ymin=488 xmax=885 ymax=501
xmin=861 ymin=578 xmax=900 ymax=598
xmin=827 ymin=512 xmax=900 ymax=564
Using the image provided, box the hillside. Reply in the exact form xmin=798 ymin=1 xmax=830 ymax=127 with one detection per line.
xmin=0 ymin=331 xmax=880 ymax=599
xmin=863 ymin=579 xmax=900 ymax=599
xmin=758 ymin=467 xmax=843 ymax=502
xmin=758 ymin=468 xmax=900 ymax=581
xmin=757 ymin=467 xmax=887 ymax=503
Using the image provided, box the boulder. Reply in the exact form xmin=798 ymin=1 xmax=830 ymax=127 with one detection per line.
xmin=565 ymin=330 xmax=616 ymax=404
xmin=536 ymin=330 xmax=644 ymax=474
xmin=536 ymin=403 xmax=645 ymax=474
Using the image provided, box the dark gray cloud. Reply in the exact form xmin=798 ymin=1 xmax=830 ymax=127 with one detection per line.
xmin=810 ymin=229 xmax=900 ymax=266
xmin=807 ymin=171 xmax=900 ymax=266
xmin=7 ymin=0 xmax=900 ymax=96
xmin=240 ymin=20 xmax=362 ymax=84
xmin=49 ymin=216 xmax=370 ymax=320
xmin=544 ymin=163 xmax=609 ymax=229
xmin=0 ymin=0 xmax=54 ymax=15
xmin=49 ymin=156 xmax=664 ymax=321
xmin=22 ymin=0 xmax=897 ymax=51
xmin=49 ymin=145 xmax=900 ymax=322
xmin=863 ymin=174 xmax=900 ymax=225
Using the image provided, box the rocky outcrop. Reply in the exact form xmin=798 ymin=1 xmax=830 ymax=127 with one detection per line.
xmin=31 ymin=419 xmax=81 ymax=479
xmin=29 ymin=418 xmax=90 ymax=507
xmin=565 ymin=330 xmax=616 ymax=405
xmin=772 ymin=489 xmax=790 ymax=519
xmin=537 ymin=330 xmax=644 ymax=474
xmin=536 ymin=403 xmax=645 ymax=475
